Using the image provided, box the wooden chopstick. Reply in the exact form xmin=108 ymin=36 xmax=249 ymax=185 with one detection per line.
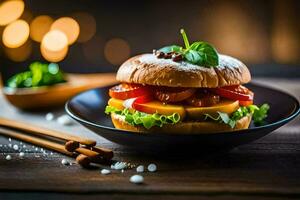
xmin=0 ymin=126 xmax=75 ymax=157
xmin=0 ymin=117 xmax=96 ymax=146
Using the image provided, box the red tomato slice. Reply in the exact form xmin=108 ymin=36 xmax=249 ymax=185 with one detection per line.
xmin=132 ymin=95 xmax=153 ymax=111
xmin=239 ymin=100 xmax=253 ymax=106
xmin=155 ymin=87 xmax=196 ymax=103
xmin=123 ymin=95 xmax=153 ymax=110
xmin=109 ymin=83 xmax=151 ymax=100
xmin=210 ymin=85 xmax=254 ymax=101
xmin=186 ymin=91 xmax=220 ymax=107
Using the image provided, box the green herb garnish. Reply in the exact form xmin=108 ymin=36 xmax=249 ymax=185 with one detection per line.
xmin=6 ymin=62 xmax=66 ymax=88
xmin=105 ymin=105 xmax=181 ymax=129
xmin=204 ymin=104 xmax=270 ymax=128
xmin=159 ymin=29 xmax=219 ymax=67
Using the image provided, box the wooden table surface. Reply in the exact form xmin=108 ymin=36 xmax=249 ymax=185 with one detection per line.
xmin=0 ymin=78 xmax=300 ymax=200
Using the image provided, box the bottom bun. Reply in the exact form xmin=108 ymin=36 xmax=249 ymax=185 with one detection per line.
xmin=111 ymin=113 xmax=252 ymax=134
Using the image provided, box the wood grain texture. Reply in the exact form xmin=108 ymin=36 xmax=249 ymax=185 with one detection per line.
xmin=0 ymin=78 xmax=300 ymax=200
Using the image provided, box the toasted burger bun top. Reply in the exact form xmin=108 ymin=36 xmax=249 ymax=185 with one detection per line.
xmin=117 ymin=54 xmax=251 ymax=88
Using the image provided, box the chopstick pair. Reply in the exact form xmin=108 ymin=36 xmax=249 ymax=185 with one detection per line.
xmin=0 ymin=117 xmax=114 ymax=164
xmin=0 ymin=126 xmax=75 ymax=156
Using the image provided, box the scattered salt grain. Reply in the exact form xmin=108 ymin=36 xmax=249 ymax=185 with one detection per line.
xmin=57 ymin=115 xmax=74 ymax=126
xmin=8 ymin=144 xmax=12 ymax=148
xmin=61 ymin=159 xmax=70 ymax=166
xmin=136 ymin=165 xmax=144 ymax=173
xmin=45 ymin=113 xmax=54 ymax=121
xmin=130 ymin=175 xmax=144 ymax=184
xmin=101 ymin=169 xmax=111 ymax=175
xmin=13 ymin=144 xmax=19 ymax=150
xmin=121 ymin=169 xmax=124 ymax=173
xmin=147 ymin=164 xmax=157 ymax=172
xmin=5 ymin=155 xmax=12 ymax=160
xmin=8 ymin=138 xmax=11 ymax=142
xmin=23 ymin=145 xmax=26 ymax=148
xmin=19 ymin=152 xmax=25 ymax=158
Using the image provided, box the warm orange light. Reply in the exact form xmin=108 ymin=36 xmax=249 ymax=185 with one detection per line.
xmin=0 ymin=0 xmax=25 ymax=26
xmin=4 ymin=40 xmax=32 ymax=62
xmin=50 ymin=17 xmax=80 ymax=45
xmin=271 ymin=1 xmax=300 ymax=63
xmin=30 ymin=15 xmax=53 ymax=42
xmin=41 ymin=30 xmax=68 ymax=62
xmin=2 ymin=19 xmax=29 ymax=48
xmin=195 ymin=2 xmax=269 ymax=63
xmin=72 ymin=12 xmax=96 ymax=43
xmin=104 ymin=38 xmax=130 ymax=65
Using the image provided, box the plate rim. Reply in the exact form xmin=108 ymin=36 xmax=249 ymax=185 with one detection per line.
xmin=65 ymin=82 xmax=300 ymax=136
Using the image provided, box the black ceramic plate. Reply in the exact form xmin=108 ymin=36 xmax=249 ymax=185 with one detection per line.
xmin=66 ymin=83 xmax=300 ymax=151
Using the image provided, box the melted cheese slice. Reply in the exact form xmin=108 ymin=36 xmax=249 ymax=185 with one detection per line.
xmin=108 ymin=98 xmax=239 ymax=120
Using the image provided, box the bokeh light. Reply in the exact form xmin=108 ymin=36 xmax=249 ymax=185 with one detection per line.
xmin=0 ymin=0 xmax=25 ymax=26
xmin=82 ymin=36 xmax=104 ymax=65
xmin=30 ymin=15 xmax=53 ymax=42
xmin=72 ymin=12 xmax=96 ymax=43
xmin=194 ymin=1 xmax=269 ymax=63
xmin=2 ymin=19 xmax=29 ymax=48
xmin=50 ymin=17 xmax=80 ymax=45
xmin=4 ymin=40 xmax=32 ymax=62
xmin=41 ymin=30 xmax=68 ymax=62
xmin=271 ymin=1 xmax=300 ymax=64
xmin=104 ymin=38 xmax=130 ymax=65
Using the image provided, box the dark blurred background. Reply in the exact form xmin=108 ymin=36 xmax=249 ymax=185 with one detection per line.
xmin=1 ymin=0 xmax=300 ymax=82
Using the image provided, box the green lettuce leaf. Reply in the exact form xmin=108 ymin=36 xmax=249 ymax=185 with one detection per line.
xmin=204 ymin=103 xmax=270 ymax=128
xmin=106 ymin=103 xmax=270 ymax=130
xmin=105 ymin=106 xmax=181 ymax=129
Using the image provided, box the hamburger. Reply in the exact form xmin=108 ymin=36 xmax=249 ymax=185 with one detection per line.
xmin=105 ymin=29 xmax=269 ymax=134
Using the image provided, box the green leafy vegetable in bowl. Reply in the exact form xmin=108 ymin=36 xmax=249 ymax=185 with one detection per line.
xmin=6 ymin=62 xmax=66 ymax=88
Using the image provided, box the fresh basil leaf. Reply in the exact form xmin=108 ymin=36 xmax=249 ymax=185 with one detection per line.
xmin=159 ymin=45 xmax=182 ymax=53
xmin=189 ymin=42 xmax=219 ymax=66
xmin=184 ymin=50 xmax=203 ymax=64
